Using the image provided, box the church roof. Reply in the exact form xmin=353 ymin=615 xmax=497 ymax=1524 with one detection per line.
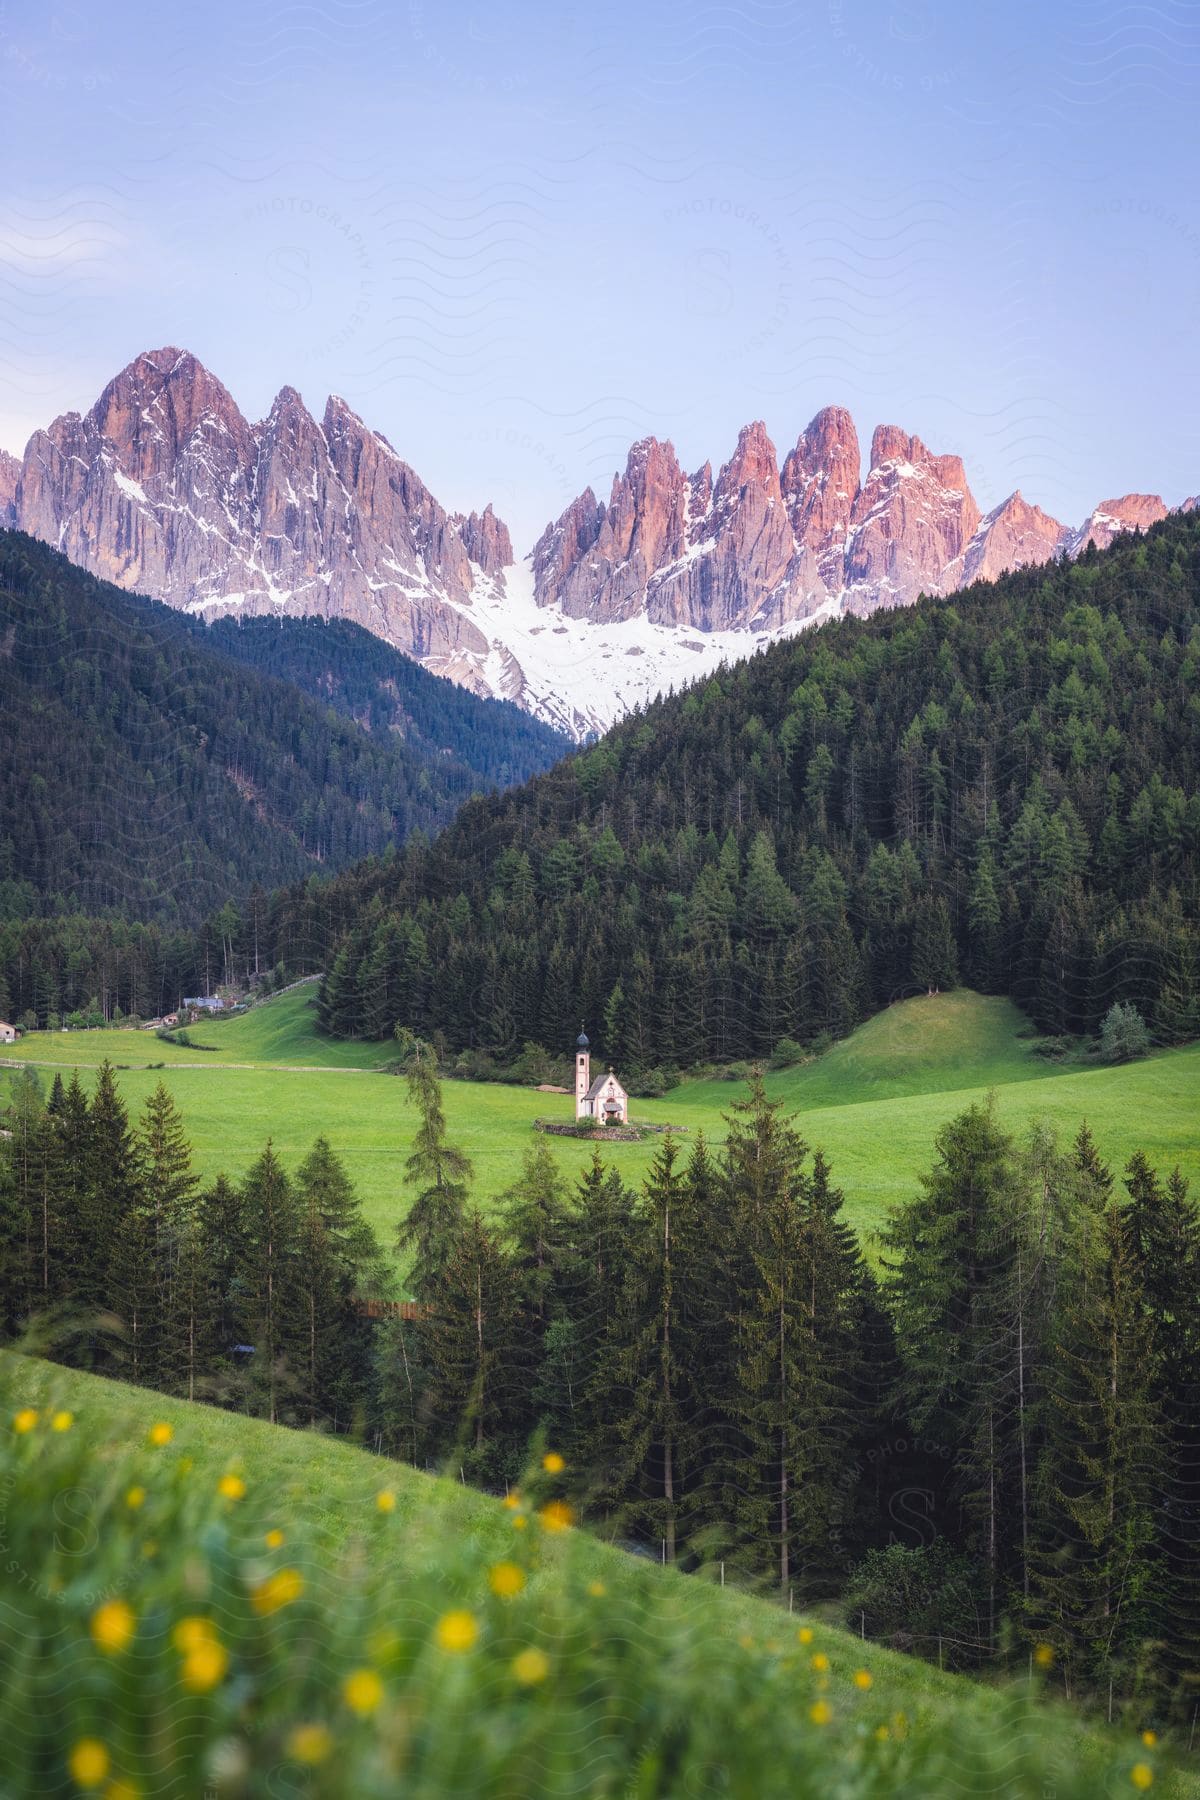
xmin=586 ymin=1070 xmax=625 ymax=1099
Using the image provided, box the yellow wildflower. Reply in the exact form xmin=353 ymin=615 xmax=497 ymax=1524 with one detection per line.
xmin=375 ymin=1489 xmax=396 ymax=1514
xmin=809 ymin=1700 xmax=832 ymax=1725
xmin=854 ymin=1668 xmax=873 ymax=1690
xmin=171 ymin=1616 xmax=215 ymax=1653
xmin=1033 ymin=1642 xmax=1054 ymax=1668
xmin=91 ymin=1600 xmax=136 ymax=1654
xmin=512 ymin=1647 xmax=550 ymax=1685
xmin=539 ymin=1499 xmax=573 ymax=1533
xmin=181 ymin=1639 xmax=229 ymax=1692
xmin=797 ymin=1626 xmax=813 ymax=1645
xmin=435 ymin=1609 xmax=479 ymax=1653
xmin=264 ymin=1528 xmax=285 ymax=1549
xmin=542 ymin=1452 xmax=565 ymax=1474
xmin=810 ymin=1652 xmax=829 ymax=1673
xmin=511 ymin=1513 xmax=528 ymax=1530
xmin=342 ymin=1668 xmax=383 ymax=1715
xmin=125 ymin=1486 xmax=145 ymax=1511
xmin=875 ymin=1724 xmax=890 ymax=1742
xmin=503 ymin=1490 xmax=522 ymax=1510
xmin=587 ymin=1580 xmax=606 ymax=1598
xmin=489 ymin=1561 xmax=525 ymax=1598
xmin=1141 ymin=1731 xmax=1157 ymax=1747
xmin=52 ymin=1410 xmax=74 ymax=1431
xmin=147 ymin=1422 xmax=173 ymax=1447
xmin=288 ymin=1724 xmax=333 ymax=1765
xmin=251 ymin=1567 xmax=305 ymax=1615
xmin=1131 ymin=1766 xmax=1154 ymax=1791
xmin=105 ymin=1781 xmax=141 ymax=1800
xmin=217 ymin=1473 xmax=246 ymax=1501
xmin=68 ymin=1739 xmax=110 ymax=1788
xmin=13 ymin=1408 xmax=38 ymax=1434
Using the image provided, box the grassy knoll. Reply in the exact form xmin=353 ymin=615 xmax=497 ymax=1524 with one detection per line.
xmin=3 ymin=987 xmax=1197 ymax=1266
xmin=0 ymin=1350 xmax=1188 ymax=1797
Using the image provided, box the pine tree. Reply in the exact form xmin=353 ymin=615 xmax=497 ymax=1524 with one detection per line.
xmin=501 ymin=1138 xmax=573 ymax=1342
xmin=881 ymin=1101 xmax=1020 ymax=1648
xmin=199 ymin=1173 xmax=247 ymax=1362
xmin=137 ymin=1083 xmax=200 ymax=1391
xmin=911 ymin=894 xmax=958 ymax=996
xmin=83 ymin=1064 xmax=143 ymax=1361
xmin=420 ymin=1209 xmax=521 ymax=1472
xmin=1120 ymin=1156 xmax=1200 ymax=1714
xmin=238 ymin=1142 xmax=302 ymax=1423
xmin=1026 ymin=1207 xmax=1162 ymax=1706
xmin=593 ymin=1137 xmax=695 ymax=1561
xmin=170 ymin=1216 xmax=219 ymax=1403
xmin=396 ymin=1036 xmax=472 ymax=1299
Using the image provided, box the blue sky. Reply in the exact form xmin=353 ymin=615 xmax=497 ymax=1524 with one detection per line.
xmin=2 ymin=0 xmax=1197 ymax=547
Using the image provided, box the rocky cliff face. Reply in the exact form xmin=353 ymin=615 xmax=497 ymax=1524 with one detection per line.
xmin=8 ymin=347 xmax=502 ymax=664
xmin=533 ymin=412 xmax=1188 ymax=640
xmin=1066 ymin=494 xmax=1169 ymax=557
xmin=0 ymin=450 xmax=20 ymax=525
xmin=960 ymin=491 xmax=1070 ymax=586
xmin=3 ymin=349 xmax=1191 ymax=738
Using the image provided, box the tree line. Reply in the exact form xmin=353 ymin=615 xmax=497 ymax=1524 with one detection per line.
xmin=310 ymin=514 xmax=1200 ymax=1071
xmin=2 ymin=1054 xmax=1197 ymax=1727
xmin=0 ymin=1064 xmax=382 ymax=1425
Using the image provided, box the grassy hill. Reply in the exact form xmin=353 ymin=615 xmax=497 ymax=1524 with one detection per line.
xmin=3 ymin=985 xmax=1197 ymax=1271
xmin=0 ymin=1350 xmax=1187 ymax=1798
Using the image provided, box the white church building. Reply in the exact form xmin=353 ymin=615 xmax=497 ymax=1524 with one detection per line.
xmin=574 ymin=1030 xmax=629 ymax=1125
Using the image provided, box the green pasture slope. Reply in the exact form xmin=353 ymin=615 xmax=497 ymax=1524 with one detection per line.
xmin=0 ymin=1350 xmax=1189 ymax=1798
xmin=3 ymin=984 xmax=1198 ymax=1266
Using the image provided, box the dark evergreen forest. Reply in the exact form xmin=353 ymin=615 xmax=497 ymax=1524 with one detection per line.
xmin=311 ymin=513 xmax=1200 ymax=1067
xmin=0 ymin=530 xmax=566 ymax=929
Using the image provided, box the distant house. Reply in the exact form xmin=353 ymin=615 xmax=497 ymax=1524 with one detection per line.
xmin=573 ymin=1030 xmax=629 ymax=1125
xmin=182 ymin=996 xmax=222 ymax=1012
xmin=0 ymin=1021 xmax=16 ymax=1045
xmin=161 ymin=1013 xmax=179 ymax=1028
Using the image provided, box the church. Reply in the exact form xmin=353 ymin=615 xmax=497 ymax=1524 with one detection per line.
xmin=574 ymin=1030 xmax=629 ymax=1126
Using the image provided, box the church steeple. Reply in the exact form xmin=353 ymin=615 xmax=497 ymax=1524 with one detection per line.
xmin=575 ymin=1026 xmax=590 ymax=1120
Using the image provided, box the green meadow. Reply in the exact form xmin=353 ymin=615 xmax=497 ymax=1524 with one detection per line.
xmin=3 ymin=984 xmax=1197 ymax=1271
xmin=1 ymin=1350 xmax=1190 ymax=1797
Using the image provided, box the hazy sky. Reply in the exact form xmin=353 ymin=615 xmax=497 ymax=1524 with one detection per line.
xmin=2 ymin=0 xmax=1197 ymax=548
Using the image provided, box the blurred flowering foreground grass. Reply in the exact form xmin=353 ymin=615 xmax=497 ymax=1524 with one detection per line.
xmin=0 ymin=1355 xmax=1182 ymax=1800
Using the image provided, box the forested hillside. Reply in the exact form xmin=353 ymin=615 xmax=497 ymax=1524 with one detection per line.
xmin=204 ymin=613 xmax=566 ymax=788
xmin=0 ymin=531 xmax=566 ymax=929
xmin=313 ymin=513 xmax=1200 ymax=1065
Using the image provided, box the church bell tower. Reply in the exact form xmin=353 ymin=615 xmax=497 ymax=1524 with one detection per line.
xmin=575 ymin=1028 xmax=590 ymax=1120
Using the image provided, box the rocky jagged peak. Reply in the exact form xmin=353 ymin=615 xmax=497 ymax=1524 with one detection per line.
xmin=7 ymin=347 xmax=503 ymax=672
xmin=961 ymin=490 xmax=1069 ymax=585
xmin=843 ymin=422 xmax=981 ymax=610
xmin=530 ymin=487 xmax=605 ymax=602
xmin=92 ymin=346 xmax=248 ymax=445
xmin=1068 ymin=493 xmax=1168 ymax=557
xmin=613 ymin=436 xmax=685 ymax=508
xmin=780 ymin=407 xmax=861 ymax=587
xmin=714 ymin=420 xmax=781 ymax=505
xmin=455 ymin=502 xmax=513 ymax=574
xmin=781 ymin=406 xmax=860 ymax=494
xmin=265 ymin=384 xmax=311 ymax=420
